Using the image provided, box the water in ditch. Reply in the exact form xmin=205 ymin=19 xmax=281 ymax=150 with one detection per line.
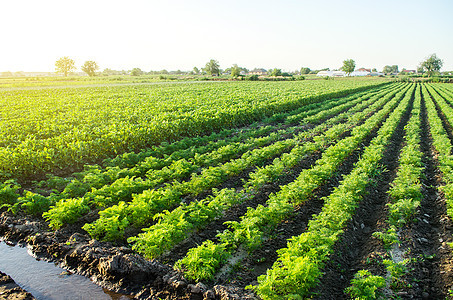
xmin=0 ymin=241 xmax=132 ymax=299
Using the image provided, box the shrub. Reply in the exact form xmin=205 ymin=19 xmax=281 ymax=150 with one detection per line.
xmin=0 ymin=180 xmax=20 ymax=207
xmin=246 ymin=75 xmax=259 ymax=81
xmin=345 ymin=270 xmax=385 ymax=300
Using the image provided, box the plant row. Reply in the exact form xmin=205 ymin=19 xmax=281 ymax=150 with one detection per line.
xmin=346 ymin=84 xmax=423 ymax=300
xmin=40 ymin=84 xmax=401 ymax=232
xmin=38 ymin=82 xmax=391 ymax=201
xmin=0 ymin=80 xmax=388 ymax=180
xmin=126 ymin=83 xmax=406 ymax=258
xmin=422 ymin=84 xmax=453 ymax=223
xmin=174 ymin=84 xmax=412 ymax=282
xmin=251 ymin=84 xmax=413 ymax=299
xmin=386 ymin=84 xmax=423 ymax=227
xmin=84 ymin=84 xmax=406 ymax=242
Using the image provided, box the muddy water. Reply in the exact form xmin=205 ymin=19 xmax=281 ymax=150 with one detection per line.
xmin=0 ymin=241 xmax=132 ymax=300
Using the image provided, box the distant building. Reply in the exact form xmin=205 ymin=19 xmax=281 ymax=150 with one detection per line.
xmin=316 ymin=69 xmax=384 ymax=77
xmin=350 ymin=70 xmax=370 ymax=77
xmin=355 ymin=68 xmax=371 ymax=73
xmin=316 ymin=70 xmax=346 ymax=77
xmin=248 ymin=68 xmax=267 ymax=75
xmin=401 ymin=70 xmax=416 ymax=74
xmin=356 ymin=68 xmax=371 ymax=72
xmin=368 ymin=72 xmax=385 ymax=77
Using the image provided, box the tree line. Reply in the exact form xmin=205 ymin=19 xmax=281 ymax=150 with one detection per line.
xmin=54 ymin=54 xmax=445 ymax=78
xmin=340 ymin=54 xmax=444 ymax=76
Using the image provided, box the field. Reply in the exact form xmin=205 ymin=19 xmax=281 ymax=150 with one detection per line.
xmin=1 ymin=79 xmax=453 ymax=299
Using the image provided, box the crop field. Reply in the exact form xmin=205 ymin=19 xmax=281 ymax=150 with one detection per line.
xmin=1 ymin=80 xmax=453 ymax=299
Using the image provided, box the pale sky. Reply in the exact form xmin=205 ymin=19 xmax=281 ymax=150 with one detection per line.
xmin=1 ymin=0 xmax=452 ymax=72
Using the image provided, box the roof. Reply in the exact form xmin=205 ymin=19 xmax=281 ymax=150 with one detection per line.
xmin=250 ymin=68 xmax=267 ymax=73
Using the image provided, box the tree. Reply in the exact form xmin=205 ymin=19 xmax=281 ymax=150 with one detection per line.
xmin=341 ymin=59 xmax=355 ymax=76
xmin=192 ymin=67 xmax=200 ymax=75
xmin=102 ymin=68 xmax=122 ymax=76
xmin=270 ymin=68 xmax=282 ymax=76
xmin=420 ymin=53 xmax=443 ymax=77
xmin=55 ymin=56 xmax=76 ymax=76
xmin=241 ymin=67 xmax=249 ymax=74
xmin=300 ymin=67 xmax=311 ymax=75
xmin=383 ymin=65 xmax=398 ymax=74
xmin=81 ymin=61 xmax=99 ymax=77
xmin=372 ymin=68 xmax=377 ymax=72
xmin=230 ymin=64 xmax=241 ymax=77
xmin=204 ymin=59 xmax=220 ymax=76
xmin=130 ymin=68 xmax=143 ymax=76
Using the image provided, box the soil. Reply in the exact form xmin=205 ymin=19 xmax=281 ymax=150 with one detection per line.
xmin=0 ymin=271 xmax=35 ymax=300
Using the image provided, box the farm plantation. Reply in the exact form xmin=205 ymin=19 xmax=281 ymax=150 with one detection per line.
xmin=1 ymin=79 xmax=453 ymax=299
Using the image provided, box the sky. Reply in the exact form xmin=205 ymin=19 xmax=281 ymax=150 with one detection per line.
xmin=1 ymin=0 xmax=452 ymax=73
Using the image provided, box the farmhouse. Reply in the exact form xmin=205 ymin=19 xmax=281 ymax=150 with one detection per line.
xmin=316 ymin=71 xmax=346 ymax=77
xmin=316 ymin=70 xmax=346 ymax=77
xmin=350 ymin=70 xmax=370 ymax=77
xmin=356 ymin=68 xmax=371 ymax=72
xmin=248 ymin=68 xmax=267 ymax=75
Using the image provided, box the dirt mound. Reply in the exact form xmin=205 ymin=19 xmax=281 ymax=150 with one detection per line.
xmin=0 ymin=271 xmax=34 ymax=300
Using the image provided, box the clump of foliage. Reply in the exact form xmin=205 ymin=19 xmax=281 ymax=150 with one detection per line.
xmin=345 ymin=270 xmax=385 ymax=300
xmin=175 ymin=240 xmax=229 ymax=281
xmin=0 ymin=180 xmax=21 ymax=208
xmin=43 ymin=198 xmax=90 ymax=230
xmin=383 ymin=258 xmax=410 ymax=289
xmin=372 ymin=226 xmax=400 ymax=250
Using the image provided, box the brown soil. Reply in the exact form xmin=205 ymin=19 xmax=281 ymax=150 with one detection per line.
xmin=0 ymin=271 xmax=35 ymax=300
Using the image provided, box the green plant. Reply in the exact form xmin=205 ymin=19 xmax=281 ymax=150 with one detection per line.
xmin=43 ymin=198 xmax=90 ymax=230
xmin=0 ymin=180 xmax=21 ymax=208
xmin=372 ymin=226 xmax=400 ymax=249
xmin=175 ymin=240 xmax=230 ymax=281
xmin=387 ymin=198 xmax=420 ymax=226
xmin=15 ymin=191 xmax=55 ymax=216
xmin=345 ymin=270 xmax=385 ymax=300
xmin=383 ymin=259 xmax=410 ymax=289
